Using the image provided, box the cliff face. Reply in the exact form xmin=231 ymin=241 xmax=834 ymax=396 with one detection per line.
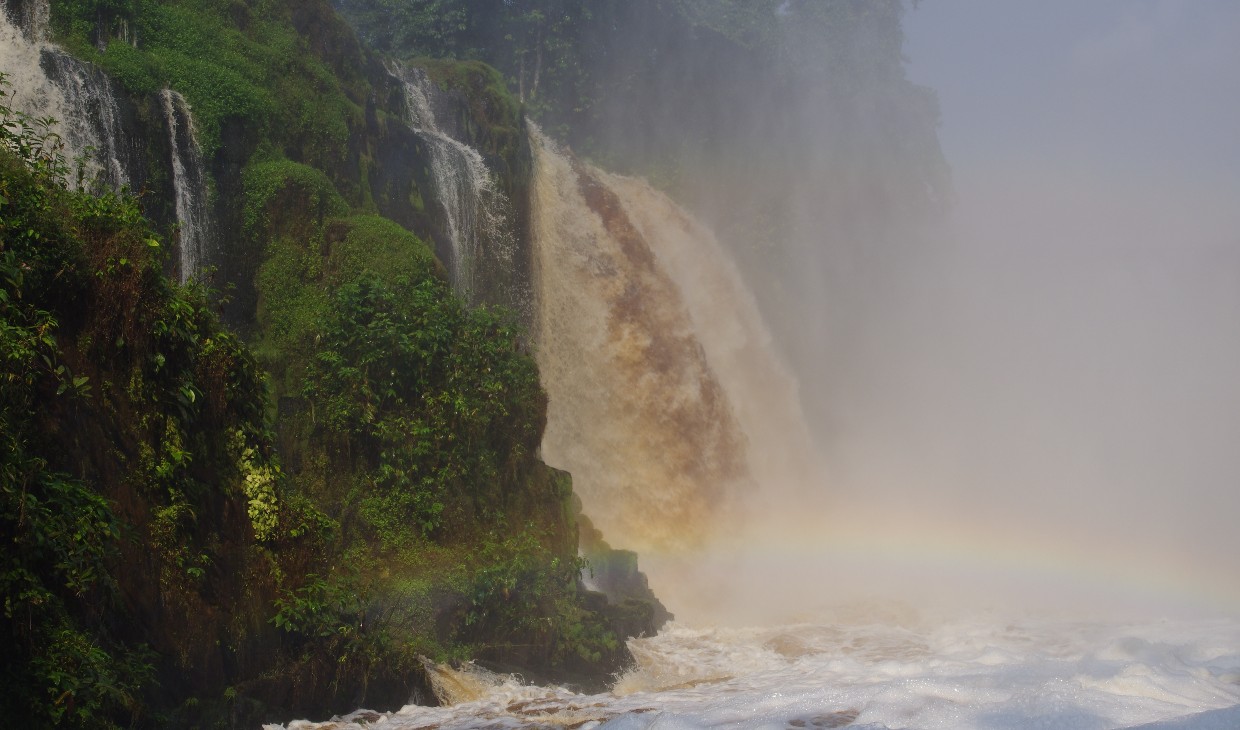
xmin=1 ymin=0 xmax=663 ymax=726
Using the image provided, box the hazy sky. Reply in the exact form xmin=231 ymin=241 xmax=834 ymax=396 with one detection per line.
xmin=903 ymin=0 xmax=1240 ymax=195
xmin=801 ymin=1 xmax=1240 ymax=604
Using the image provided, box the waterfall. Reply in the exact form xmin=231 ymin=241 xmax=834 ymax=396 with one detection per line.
xmin=1 ymin=0 xmax=130 ymax=190
xmin=40 ymin=50 xmax=131 ymax=189
xmin=0 ymin=1 xmax=68 ymax=134
xmin=529 ymin=129 xmax=817 ymax=553
xmin=160 ymin=89 xmax=210 ymax=283
xmin=2 ymin=0 xmax=48 ymax=42
xmin=389 ymin=62 xmax=514 ymax=302
xmin=598 ymin=168 xmax=820 ymax=500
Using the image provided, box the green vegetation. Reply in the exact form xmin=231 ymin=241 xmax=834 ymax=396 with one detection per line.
xmin=52 ymin=0 xmax=362 ymax=162
xmin=1 ymin=76 xmax=271 ymax=727
xmin=248 ymin=156 xmax=623 ymax=683
xmin=6 ymin=0 xmax=643 ymax=712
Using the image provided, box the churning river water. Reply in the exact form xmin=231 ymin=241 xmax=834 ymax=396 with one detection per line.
xmin=269 ymin=607 xmax=1240 ymax=730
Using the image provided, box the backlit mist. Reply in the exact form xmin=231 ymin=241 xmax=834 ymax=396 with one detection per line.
xmin=646 ymin=0 xmax=1240 ymax=623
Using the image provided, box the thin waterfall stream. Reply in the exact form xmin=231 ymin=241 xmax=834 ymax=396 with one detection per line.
xmin=390 ymin=62 xmax=515 ymax=303
xmin=159 ymin=88 xmax=210 ymax=283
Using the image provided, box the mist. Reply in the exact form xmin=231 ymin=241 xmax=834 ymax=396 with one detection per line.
xmin=631 ymin=1 xmax=1240 ymax=623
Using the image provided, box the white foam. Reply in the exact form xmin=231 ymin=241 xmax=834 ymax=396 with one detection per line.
xmin=272 ymin=611 xmax=1240 ymax=730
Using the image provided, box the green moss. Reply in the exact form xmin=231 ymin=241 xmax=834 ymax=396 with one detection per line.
xmin=242 ymin=157 xmax=348 ymax=237
xmin=88 ymin=39 xmax=161 ymax=93
xmin=52 ymin=0 xmax=364 ymax=160
xmin=325 ymin=213 xmax=435 ymax=285
xmin=253 ymin=233 xmax=328 ymax=371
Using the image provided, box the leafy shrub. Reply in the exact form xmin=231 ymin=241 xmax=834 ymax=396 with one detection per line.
xmin=463 ymin=526 xmax=618 ymax=668
xmin=304 ymin=273 xmax=543 ymax=540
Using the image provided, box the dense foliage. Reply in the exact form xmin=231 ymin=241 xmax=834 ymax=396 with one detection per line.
xmin=307 ymin=275 xmax=542 ymax=537
xmin=0 ymin=77 xmax=272 ymax=727
xmin=247 ymin=157 xmax=624 ymax=686
xmin=4 ymin=0 xmax=639 ymax=718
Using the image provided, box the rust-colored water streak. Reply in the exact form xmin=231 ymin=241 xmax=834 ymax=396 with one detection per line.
xmin=530 ymin=133 xmax=750 ymax=550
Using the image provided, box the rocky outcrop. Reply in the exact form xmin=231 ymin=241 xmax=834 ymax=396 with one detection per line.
xmin=578 ymin=503 xmax=674 ymax=636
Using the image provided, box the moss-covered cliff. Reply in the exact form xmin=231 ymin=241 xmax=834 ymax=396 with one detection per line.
xmin=2 ymin=0 xmax=665 ymax=726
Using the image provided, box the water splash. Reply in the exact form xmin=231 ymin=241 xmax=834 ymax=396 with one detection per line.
xmin=420 ymin=658 xmax=507 ymax=706
xmin=389 ymin=62 xmax=514 ymax=302
xmin=159 ymin=89 xmax=211 ymax=282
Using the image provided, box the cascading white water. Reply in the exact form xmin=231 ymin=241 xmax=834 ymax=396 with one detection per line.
xmin=529 ymin=129 xmax=817 ymax=563
xmin=1 ymin=0 xmax=129 ymax=190
xmin=40 ymin=50 xmax=129 ymax=189
xmin=159 ymin=88 xmax=210 ymax=283
xmin=2 ymin=0 xmax=47 ymax=42
xmin=389 ymin=62 xmax=514 ymax=301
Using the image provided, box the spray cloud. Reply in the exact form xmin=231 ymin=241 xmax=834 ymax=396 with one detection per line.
xmin=549 ymin=0 xmax=1240 ymax=621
